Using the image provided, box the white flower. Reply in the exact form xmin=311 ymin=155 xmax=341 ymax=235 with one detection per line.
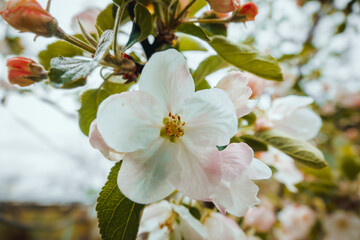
xmin=96 ymin=49 xmax=238 ymax=204
xmin=258 ymin=147 xmax=303 ymax=192
xmin=257 ymin=95 xmax=322 ymax=140
xmin=203 ymin=212 xmax=247 ymax=240
xmin=137 ymin=200 xmax=206 ymax=240
xmin=323 ymin=211 xmax=360 ymax=240
xmin=216 ymin=71 xmax=257 ymax=118
xmin=244 ymin=206 xmax=276 ymax=233
xmin=276 ymin=204 xmax=316 ymax=240
xmin=208 ymin=143 xmax=272 ymax=217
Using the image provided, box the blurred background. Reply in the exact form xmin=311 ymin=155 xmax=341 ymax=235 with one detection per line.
xmin=0 ymin=0 xmax=359 ymax=239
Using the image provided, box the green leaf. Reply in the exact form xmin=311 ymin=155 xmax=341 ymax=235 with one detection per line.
xmin=177 ymin=35 xmax=207 ymax=52
xmin=249 ymin=129 xmax=327 ymax=169
xmin=38 ymin=40 xmax=83 ymax=70
xmin=200 ymin=22 xmax=227 ymax=36
xmin=209 ymin=36 xmax=283 ymax=81
xmin=195 ymin=80 xmax=211 ymax=91
xmin=78 ymin=80 xmax=132 ymax=136
xmin=188 ymin=0 xmax=207 ymax=18
xmin=192 ymin=55 xmax=228 ymax=86
xmin=124 ymin=3 xmax=153 ymax=50
xmin=96 ymin=4 xmax=130 ymax=32
xmin=96 ymin=161 xmax=145 ymax=240
xmin=177 ymin=24 xmax=283 ymax=81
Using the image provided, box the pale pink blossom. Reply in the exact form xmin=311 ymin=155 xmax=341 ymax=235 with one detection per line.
xmin=216 ymin=71 xmax=257 ymax=118
xmin=323 ymin=211 xmax=360 ymax=240
xmin=71 ymin=8 xmax=101 ymax=34
xmin=208 ymin=143 xmax=272 ymax=217
xmin=243 ymin=72 xmax=267 ymax=99
xmin=258 ymin=95 xmax=322 ymax=140
xmin=207 ymin=0 xmax=241 ymax=13
xmin=95 ymin=49 xmax=238 ymax=204
xmin=137 ymin=200 xmax=206 ymax=240
xmin=258 ymin=147 xmax=303 ymax=192
xmin=276 ymin=204 xmax=316 ymax=240
xmin=203 ymin=212 xmax=246 ymax=240
xmin=244 ymin=206 xmax=276 ymax=233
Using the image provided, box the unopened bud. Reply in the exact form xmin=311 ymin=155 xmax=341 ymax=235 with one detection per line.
xmin=207 ymin=0 xmax=241 ymax=13
xmin=7 ymin=57 xmax=47 ymax=87
xmin=0 ymin=0 xmax=58 ymax=37
xmin=237 ymin=2 xmax=258 ymax=21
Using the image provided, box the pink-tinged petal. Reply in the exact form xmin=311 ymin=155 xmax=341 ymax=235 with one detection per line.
xmin=272 ymin=108 xmax=322 ymax=140
xmin=207 ymin=0 xmax=241 ymax=13
xmin=179 ymin=88 xmax=237 ymax=147
xmin=203 ymin=212 xmax=247 ymax=240
xmin=216 ymin=71 xmax=255 ymax=118
xmin=168 ymin=138 xmax=222 ymax=200
xmin=220 ymin=143 xmax=254 ymax=181
xmin=171 ymin=204 xmax=207 ymax=239
xmin=267 ymin=95 xmax=314 ymax=120
xmin=97 ymin=91 xmax=164 ymax=153
xmin=247 ymin=158 xmax=272 ymax=180
xmin=89 ymin=120 xmax=124 ymax=161
xmin=139 ymin=200 xmax=172 ymax=234
xmin=117 ymin=138 xmax=176 ymax=204
xmin=138 ymin=49 xmax=195 ymax=112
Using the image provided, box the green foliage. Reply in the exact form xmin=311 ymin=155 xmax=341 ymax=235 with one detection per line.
xmin=125 ymin=3 xmax=153 ymax=50
xmin=188 ymin=0 xmax=207 ymax=18
xmin=250 ymin=129 xmax=327 ymax=169
xmin=96 ymin=161 xmax=145 ymax=240
xmin=78 ymin=80 xmax=132 ymax=136
xmin=177 ymin=35 xmax=207 ymax=52
xmin=38 ymin=40 xmax=83 ymax=70
xmin=195 ymin=80 xmax=211 ymax=91
xmin=192 ymin=55 xmax=229 ymax=86
xmin=177 ymin=23 xmax=283 ymax=81
xmin=96 ymin=4 xmax=130 ymax=32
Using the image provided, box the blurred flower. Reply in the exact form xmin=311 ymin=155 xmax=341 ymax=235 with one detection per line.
xmin=209 ymin=143 xmax=272 ymax=217
xmin=0 ymin=0 xmax=58 ymax=37
xmin=6 ymin=56 xmax=47 ymax=87
xmin=256 ymin=95 xmax=322 ymax=140
xmin=95 ymin=49 xmax=237 ymax=204
xmin=243 ymin=72 xmax=267 ymax=99
xmin=323 ymin=211 xmax=360 ymax=240
xmin=236 ymin=2 xmax=258 ymax=21
xmin=137 ymin=200 xmax=206 ymax=240
xmin=88 ymin=121 xmax=124 ymax=161
xmin=336 ymin=88 xmax=360 ymax=109
xmin=276 ymin=204 xmax=316 ymax=240
xmin=207 ymin=0 xmax=241 ymax=13
xmin=203 ymin=212 xmax=247 ymax=240
xmin=216 ymin=71 xmax=257 ymax=118
xmin=244 ymin=206 xmax=276 ymax=232
xmin=258 ymin=147 xmax=303 ymax=192
xmin=71 ymin=8 xmax=100 ymax=34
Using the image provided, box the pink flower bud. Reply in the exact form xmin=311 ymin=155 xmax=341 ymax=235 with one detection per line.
xmin=6 ymin=57 xmax=47 ymax=87
xmin=238 ymin=2 xmax=258 ymax=21
xmin=244 ymin=206 xmax=276 ymax=233
xmin=0 ymin=0 xmax=58 ymax=37
xmin=207 ymin=0 xmax=241 ymax=13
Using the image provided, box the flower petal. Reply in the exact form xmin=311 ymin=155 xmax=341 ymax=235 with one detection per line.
xmin=179 ymin=88 xmax=237 ymax=147
xmin=267 ymin=95 xmax=314 ymax=121
xmin=220 ymin=143 xmax=254 ymax=182
xmin=97 ymin=91 xmax=164 ymax=152
xmin=247 ymin=158 xmax=272 ymax=180
xmin=139 ymin=49 xmax=195 ymax=112
xmin=168 ymin=138 xmax=222 ymax=200
xmin=117 ymin=138 xmax=176 ymax=204
xmin=139 ymin=201 xmax=172 ymax=234
xmin=272 ymin=108 xmax=322 ymax=140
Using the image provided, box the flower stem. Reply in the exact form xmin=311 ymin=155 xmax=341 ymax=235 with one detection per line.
xmin=184 ymin=18 xmax=230 ymax=24
xmin=113 ymin=4 xmax=126 ymax=60
xmin=174 ymin=0 xmax=196 ymax=22
xmin=55 ymin=27 xmax=96 ymax=54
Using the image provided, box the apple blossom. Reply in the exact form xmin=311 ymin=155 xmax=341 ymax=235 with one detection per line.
xmin=323 ymin=211 xmax=360 ymax=240
xmin=137 ymin=200 xmax=206 ymax=240
xmin=95 ymin=49 xmax=238 ymax=204
xmin=203 ymin=212 xmax=247 ymax=240
xmin=244 ymin=206 xmax=276 ymax=233
xmin=6 ymin=57 xmax=47 ymax=87
xmin=243 ymin=72 xmax=267 ymax=99
xmin=276 ymin=204 xmax=316 ymax=240
xmin=0 ymin=0 xmax=58 ymax=37
xmin=208 ymin=143 xmax=272 ymax=217
xmin=207 ymin=0 xmax=241 ymax=13
xmin=216 ymin=71 xmax=257 ymax=118
xmin=256 ymin=95 xmax=322 ymax=140
xmin=258 ymin=147 xmax=303 ymax=192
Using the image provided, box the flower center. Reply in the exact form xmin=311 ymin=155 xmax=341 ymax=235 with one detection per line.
xmin=160 ymin=112 xmax=185 ymax=143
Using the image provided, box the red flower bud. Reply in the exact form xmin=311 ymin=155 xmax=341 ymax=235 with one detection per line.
xmin=7 ymin=57 xmax=47 ymax=87
xmin=0 ymin=0 xmax=58 ymax=37
xmin=238 ymin=2 xmax=258 ymax=21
